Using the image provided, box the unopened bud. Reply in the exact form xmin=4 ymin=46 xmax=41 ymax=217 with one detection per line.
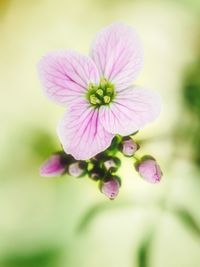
xmin=137 ymin=158 xmax=162 ymax=183
xmin=68 ymin=161 xmax=87 ymax=177
xmin=120 ymin=137 xmax=138 ymax=157
xmin=100 ymin=177 xmax=120 ymax=200
xmin=88 ymin=166 xmax=105 ymax=181
xmin=103 ymin=157 xmax=121 ymax=172
xmin=40 ymin=152 xmax=69 ymax=177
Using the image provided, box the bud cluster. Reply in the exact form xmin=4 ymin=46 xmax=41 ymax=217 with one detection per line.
xmin=40 ymin=134 xmax=162 ymax=199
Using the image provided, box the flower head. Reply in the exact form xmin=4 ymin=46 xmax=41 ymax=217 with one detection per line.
xmin=38 ymin=23 xmax=161 ymax=160
xmin=137 ymin=158 xmax=162 ymax=183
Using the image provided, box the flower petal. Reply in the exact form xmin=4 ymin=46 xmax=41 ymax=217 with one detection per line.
xmin=90 ymin=23 xmax=143 ymax=90
xmin=38 ymin=51 xmax=100 ymax=105
xmin=99 ymin=86 xmax=161 ymax=136
xmin=57 ymin=100 xmax=114 ymax=160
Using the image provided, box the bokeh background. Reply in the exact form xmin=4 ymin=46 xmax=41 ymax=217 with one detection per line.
xmin=1 ymin=0 xmax=200 ymax=266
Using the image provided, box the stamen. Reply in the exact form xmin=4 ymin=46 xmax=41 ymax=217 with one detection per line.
xmin=100 ymin=78 xmax=107 ymax=88
xmin=103 ymin=95 xmax=111 ymax=104
xmin=106 ymin=87 xmax=113 ymax=94
xmin=90 ymin=95 xmax=101 ymax=105
xmin=96 ymin=89 xmax=104 ymax=96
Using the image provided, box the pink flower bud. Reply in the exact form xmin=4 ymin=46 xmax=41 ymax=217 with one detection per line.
xmin=100 ymin=177 xmax=120 ymax=200
xmin=121 ymin=137 xmax=138 ymax=157
xmin=137 ymin=159 xmax=162 ymax=183
xmin=103 ymin=157 xmax=121 ymax=172
xmin=104 ymin=159 xmax=116 ymax=170
xmin=40 ymin=154 xmax=66 ymax=177
xmin=68 ymin=162 xmax=86 ymax=177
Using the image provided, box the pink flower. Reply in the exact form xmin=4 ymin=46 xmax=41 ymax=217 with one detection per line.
xmin=38 ymin=23 xmax=161 ymax=160
xmin=137 ymin=159 xmax=162 ymax=183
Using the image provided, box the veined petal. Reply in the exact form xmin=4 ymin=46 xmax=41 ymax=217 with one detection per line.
xmin=57 ymin=100 xmax=114 ymax=160
xmin=38 ymin=51 xmax=100 ymax=106
xmin=99 ymin=86 xmax=161 ymax=136
xmin=90 ymin=23 xmax=143 ymax=90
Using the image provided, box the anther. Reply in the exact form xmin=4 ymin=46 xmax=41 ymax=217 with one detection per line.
xmin=90 ymin=95 xmax=101 ymax=105
xmin=106 ymin=87 xmax=113 ymax=94
xmin=103 ymin=95 xmax=111 ymax=104
xmin=96 ymin=89 xmax=104 ymax=96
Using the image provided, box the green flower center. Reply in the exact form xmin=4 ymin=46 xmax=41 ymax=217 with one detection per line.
xmin=87 ymin=78 xmax=115 ymax=107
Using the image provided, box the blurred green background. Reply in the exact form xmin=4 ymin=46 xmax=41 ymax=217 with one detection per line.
xmin=0 ymin=0 xmax=200 ymax=266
